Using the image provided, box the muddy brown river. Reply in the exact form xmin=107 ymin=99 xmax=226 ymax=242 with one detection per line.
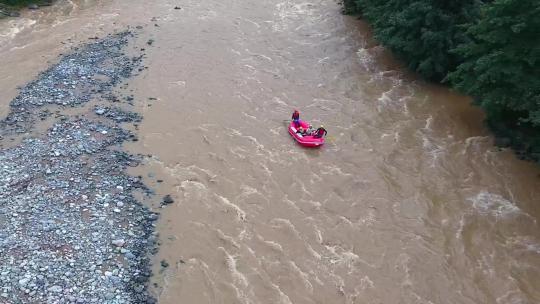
xmin=2 ymin=0 xmax=540 ymax=303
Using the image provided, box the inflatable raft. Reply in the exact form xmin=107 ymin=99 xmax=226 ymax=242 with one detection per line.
xmin=288 ymin=120 xmax=325 ymax=148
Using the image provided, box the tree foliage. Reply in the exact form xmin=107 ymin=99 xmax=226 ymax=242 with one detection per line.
xmin=448 ymin=0 xmax=540 ymax=157
xmin=0 ymin=0 xmax=49 ymax=7
xmin=345 ymin=0 xmax=540 ymax=161
xmin=346 ymin=0 xmax=482 ymax=81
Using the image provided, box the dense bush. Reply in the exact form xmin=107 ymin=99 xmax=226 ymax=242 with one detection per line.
xmin=449 ymin=0 xmax=540 ymax=159
xmin=0 ymin=0 xmax=48 ymax=7
xmin=345 ymin=0 xmax=482 ymax=81
xmin=345 ymin=0 xmax=540 ymax=161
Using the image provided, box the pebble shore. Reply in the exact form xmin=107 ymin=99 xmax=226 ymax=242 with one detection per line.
xmin=0 ymin=31 xmax=157 ymax=303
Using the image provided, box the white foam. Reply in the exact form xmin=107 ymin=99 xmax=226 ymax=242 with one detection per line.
xmin=270 ymin=218 xmax=301 ymax=239
xmin=217 ymin=195 xmax=247 ymax=221
xmin=359 ymin=208 xmax=377 ymax=226
xmin=462 ymin=136 xmax=490 ymax=154
xmin=273 ymin=1 xmax=316 ymax=33
xmin=197 ymin=9 xmax=217 ymax=20
xmin=217 ymin=229 xmax=240 ymax=249
xmin=242 ymin=111 xmax=257 ymax=120
xmin=307 ymin=244 xmax=322 ymax=260
xmin=238 ymin=17 xmax=261 ymax=29
xmin=220 ymin=247 xmax=248 ymax=288
xmin=264 ymin=240 xmax=283 ymax=252
xmin=356 ymin=48 xmax=375 ymax=71
xmin=230 ymin=48 xmax=242 ymax=56
xmin=271 ymin=282 xmax=293 ymax=304
xmin=360 ymin=276 xmax=375 ymax=290
xmin=236 ymin=185 xmax=269 ymax=205
xmin=289 ymin=261 xmax=313 ymax=292
xmin=320 ymin=164 xmax=352 ymax=177
xmin=315 ymin=228 xmax=323 ymax=244
xmin=423 ymin=115 xmax=433 ymax=131
xmin=168 ymin=80 xmax=186 ymax=86
xmin=238 ymin=228 xmax=250 ymax=241
xmin=325 ymin=245 xmax=359 ymax=268
xmin=51 ymin=18 xmax=73 ymax=28
xmin=496 ymin=289 xmax=529 ymax=304
xmin=282 ymin=196 xmax=302 ymax=213
xmin=0 ymin=19 xmax=37 ymax=43
xmin=467 ymin=191 xmax=521 ymax=218
xmin=272 ymin=96 xmax=289 ymax=107
xmin=506 ymin=236 xmax=540 ymax=254
xmin=456 ymin=215 xmax=465 ymax=239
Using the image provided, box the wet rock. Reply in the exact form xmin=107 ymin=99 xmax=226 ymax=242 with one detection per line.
xmin=112 ymin=239 xmax=126 ymax=247
xmin=28 ymin=4 xmax=39 ymax=9
xmin=161 ymin=194 xmax=174 ymax=206
xmin=174 ymin=6 xmax=181 ymax=10
xmin=160 ymin=260 xmax=169 ymax=268
xmin=47 ymin=285 xmax=62 ymax=293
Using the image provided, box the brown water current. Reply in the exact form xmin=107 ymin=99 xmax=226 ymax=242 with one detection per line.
xmin=2 ymin=0 xmax=540 ymax=303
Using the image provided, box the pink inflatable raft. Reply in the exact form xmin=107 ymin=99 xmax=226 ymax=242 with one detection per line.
xmin=288 ymin=120 xmax=325 ymax=148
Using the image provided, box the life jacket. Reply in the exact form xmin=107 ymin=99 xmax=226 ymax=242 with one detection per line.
xmin=315 ymin=127 xmax=326 ymax=137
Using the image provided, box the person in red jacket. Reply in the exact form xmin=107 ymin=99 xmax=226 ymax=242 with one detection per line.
xmin=292 ymin=110 xmax=300 ymax=127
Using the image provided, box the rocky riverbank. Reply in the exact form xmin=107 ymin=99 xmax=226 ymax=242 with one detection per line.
xmin=0 ymin=31 xmax=158 ymax=303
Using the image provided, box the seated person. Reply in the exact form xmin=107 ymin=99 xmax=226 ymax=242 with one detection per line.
xmin=313 ymin=125 xmax=327 ymax=138
xmin=296 ymin=126 xmax=308 ymax=136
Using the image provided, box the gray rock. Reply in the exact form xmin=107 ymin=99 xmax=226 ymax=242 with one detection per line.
xmin=162 ymin=194 xmax=174 ymax=205
xmin=111 ymin=239 xmax=126 ymax=247
xmin=48 ymin=285 xmax=62 ymax=293
xmin=18 ymin=278 xmax=30 ymax=287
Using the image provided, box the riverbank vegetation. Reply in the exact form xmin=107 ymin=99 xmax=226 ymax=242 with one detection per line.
xmin=0 ymin=0 xmax=47 ymax=6
xmin=0 ymin=0 xmax=51 ymax=12
xmin=344 ymin=0 xmax=540 ymax=161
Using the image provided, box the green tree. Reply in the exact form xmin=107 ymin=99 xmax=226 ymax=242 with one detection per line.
xmin=449 ymin=0 xmax=540 ymax=157
xmin=346 ymin=0 xmax=482 ymax=81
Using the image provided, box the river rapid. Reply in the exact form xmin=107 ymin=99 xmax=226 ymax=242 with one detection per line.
xmin=1 ymin=0 xmax=540 ymax=303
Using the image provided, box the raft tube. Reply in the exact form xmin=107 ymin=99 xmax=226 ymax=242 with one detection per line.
xmin=288 ymin=120 xmax=325 ymax=148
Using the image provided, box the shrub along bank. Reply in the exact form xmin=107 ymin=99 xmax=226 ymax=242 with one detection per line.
xmin=344 ymin=0 xmax=540 ymax=161
xmin=0 ymin=0 xmax=51 ymax=10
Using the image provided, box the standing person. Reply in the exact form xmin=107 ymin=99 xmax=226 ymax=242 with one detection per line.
xmin=292 ymin=110 xmax=300 ymax=127
xmin=313 ymin=125 xmax=327 ymax=138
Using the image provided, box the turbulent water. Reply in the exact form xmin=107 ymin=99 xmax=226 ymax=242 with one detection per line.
xmin=1 ymin=0 xmax=540 ymax=303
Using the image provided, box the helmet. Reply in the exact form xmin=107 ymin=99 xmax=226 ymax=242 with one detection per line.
xmin=320 ymin=125 xmax=324 ymax=128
